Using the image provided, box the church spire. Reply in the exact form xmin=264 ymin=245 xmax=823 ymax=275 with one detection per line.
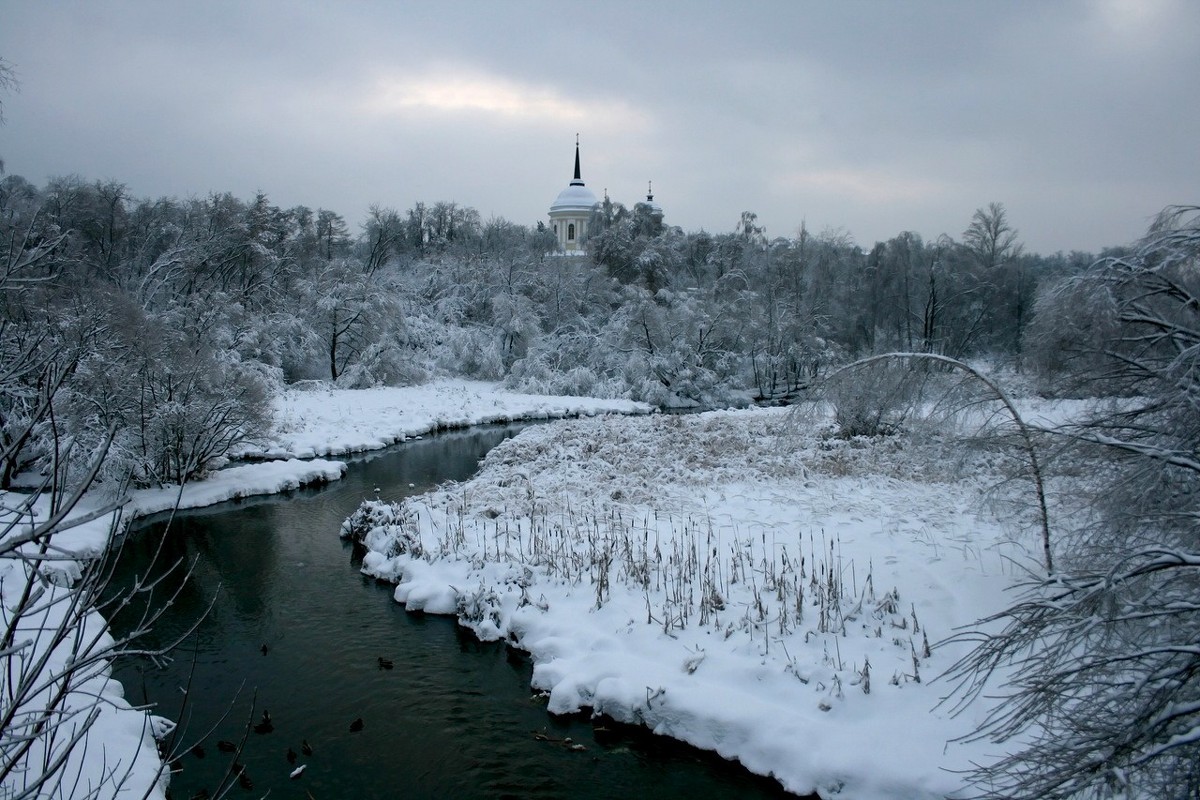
xmin=572 ymin=133 xmax=582 ymax=183
xmin=644 ymin=179 xmax=663 ymax=223
xmin=549 ymin=134 xmax=598 ymax=255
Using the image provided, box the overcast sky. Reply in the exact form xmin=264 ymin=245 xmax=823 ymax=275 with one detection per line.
xmin=2 ymin=1 xmax=1197 ymax=254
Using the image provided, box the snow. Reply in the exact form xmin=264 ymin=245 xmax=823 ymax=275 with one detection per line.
xmin=549 ymin=182 xmax=599 ymax=213
xmin=2 ymin=379 xmax=647 ymax=800
xmin=247 ymin=378 xmax=651 ymax=459
xmin=0 ymin=552 xmax=175 ymax=799
xmin=344 ymin=408 xmax=1045 ymax=799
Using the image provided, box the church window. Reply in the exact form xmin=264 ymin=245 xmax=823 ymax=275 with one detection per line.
xmin=568 ymin=223 xmax=576 ymax=241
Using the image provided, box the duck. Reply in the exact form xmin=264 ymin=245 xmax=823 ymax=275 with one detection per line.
xmin=349 ymin=717 xmax=364 ymax=732
xmin=253 ymin=710 xmax=273 ymax=734
xmin=238 ymin=770 xmax=254 ymax=790
xmin=301 ymin=739 xmax=314 ymax=756
xmin=260 ymin=643 xmax=269 ymax=656
xmin=377 ymin=657 xmax=394 ymax=670
xmin=191 ymin=743 xmax=206 ymax=758
xmin=286 ymin=747 xmax=297 ymax=764
xmin=216 ymin=740 xmax=236 ymax=753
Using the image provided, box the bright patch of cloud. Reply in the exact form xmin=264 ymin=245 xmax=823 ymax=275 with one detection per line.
xmin=361 ymin=68 xmax=644 ymax=129
xmin=1097 ymin=0 xmax=1167 ymax=28
xmin=1091 ymin=0 xmax=1182 ymax=48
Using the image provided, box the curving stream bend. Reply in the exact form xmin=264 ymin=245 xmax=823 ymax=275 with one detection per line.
xmin=107 ymin=424 xmax=796 ymax=799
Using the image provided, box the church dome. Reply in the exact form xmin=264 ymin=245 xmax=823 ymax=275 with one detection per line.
xmin=550 ymin=180 xmax=598 ymax=214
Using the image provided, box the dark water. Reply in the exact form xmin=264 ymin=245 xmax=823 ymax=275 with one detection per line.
xmin=106 ymin=425 xmax=799 ymax=800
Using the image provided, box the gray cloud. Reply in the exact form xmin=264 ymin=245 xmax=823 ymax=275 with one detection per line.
xmin=2 ymin=0 xmax=1196 ymax=253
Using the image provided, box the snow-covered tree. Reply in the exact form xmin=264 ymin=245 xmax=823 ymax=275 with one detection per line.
xmin=945 ymin=205 xmax=1200 ymax=799
xmin=289 ymin=251 xmax=423 ymax=388
xmin=0 ymin=192 xmax=185 ymax=797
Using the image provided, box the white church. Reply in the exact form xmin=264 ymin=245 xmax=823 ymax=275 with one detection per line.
xmin=548 ymin=137 xmax=661 ymax=254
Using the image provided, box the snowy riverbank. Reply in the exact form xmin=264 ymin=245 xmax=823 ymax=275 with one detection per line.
xmin=245 ymin=378 xmax=653 ymax=459
xmin=0 ymin=380 xmax=650 ymax=800
xmin=21 ymin=379 xmax=653 ymax=573
xmin=344 ymin=407 xmax=1049 ymax=799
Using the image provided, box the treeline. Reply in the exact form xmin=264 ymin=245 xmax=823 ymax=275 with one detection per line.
xmin=1 ymin=173 xmax=1107 ymax=488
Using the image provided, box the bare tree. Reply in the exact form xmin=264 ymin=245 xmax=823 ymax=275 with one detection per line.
xmin=963 ymin=202 xmax=1028 ymax=364
xmin=0 ymin=425 xmax=206 ymax=799
xmin=962 ymin=202 xmax=1022 ymax=274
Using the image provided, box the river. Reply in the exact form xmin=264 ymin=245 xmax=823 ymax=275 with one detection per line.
xmin=106 ymin=424 xmax=797 ymax=799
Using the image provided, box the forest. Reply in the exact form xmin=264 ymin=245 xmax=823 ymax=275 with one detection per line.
xmin=0 ymin=171 xmax=1104 ymax=489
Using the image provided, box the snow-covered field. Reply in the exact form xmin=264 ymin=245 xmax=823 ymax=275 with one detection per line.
xmin=345 ymin=408 xmax=1049 ymax=799
xmin=0 ymin=381 xmax=650 ymax=800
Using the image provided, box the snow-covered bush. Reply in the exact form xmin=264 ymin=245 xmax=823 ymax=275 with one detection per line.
xmin=817 ymin=359 xmax=926 ymax=438
xmin=100 ymin=309 xmax=275 ymax=487
xmin=428 ymin=323 xmax=507 ymax=381
xmin=341 ymin=499 xmax=423 ymax=558
xmin=1023 ymin=273 xmax=1122 ymax=397
xmin=333 ymin=341 xmax=427 ymax=389
xmin=505 ymin=328 xmax=627 ymax=398
xmin=507 ymin=359 xmax=615 ymax=398
xmin=456 ymin=583 xmax=504 ymax=639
